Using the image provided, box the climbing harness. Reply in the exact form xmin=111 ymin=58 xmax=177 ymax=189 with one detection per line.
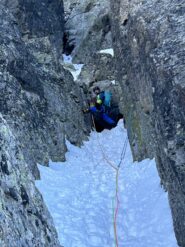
xmin=92 ymin=115 xmax=128 ymax=247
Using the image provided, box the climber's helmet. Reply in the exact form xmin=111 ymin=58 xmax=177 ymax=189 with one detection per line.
xmin=93 ymin=86 xmax=100 ymax=95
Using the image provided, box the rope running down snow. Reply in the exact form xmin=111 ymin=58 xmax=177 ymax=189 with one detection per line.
xmin=92 ymin=116 xmax=128 ymax=247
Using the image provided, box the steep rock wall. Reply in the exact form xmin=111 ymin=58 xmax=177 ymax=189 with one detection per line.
xmin=63 ymin=0 xmax=122 ymax=113
xmin=0 ymin=0 xmax=89 ymax=245
xmin=0 ymin=114 xmax=60 ymax=246
xmin=1 ymin=0 xmax=89 ymax=178
xmin=111 ymin=0 xmax=185 ymax=246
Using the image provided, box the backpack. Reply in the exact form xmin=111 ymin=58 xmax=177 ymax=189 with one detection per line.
xmin=103 ymin=91 xmax=112 ymax=107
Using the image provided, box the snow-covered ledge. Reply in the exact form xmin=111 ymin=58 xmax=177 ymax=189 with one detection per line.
xmin=98 ymin=48 xmax=114 ymax=57
xmin=62 ymin=54 xmax=84 ymax=81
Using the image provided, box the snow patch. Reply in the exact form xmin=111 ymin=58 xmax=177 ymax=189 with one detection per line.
xmin=62 ymin=54 xmax=84 ymax=81
xmin=36 ymin=121 xmax=177 ymax=247
xmin=98 ymin=48 xmax=114 ymax=57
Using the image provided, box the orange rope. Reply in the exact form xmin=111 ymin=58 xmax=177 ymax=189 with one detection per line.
xmin=91 ymin=116 xmax=128 ymax=247
xmin=114 ymin=169 xmax=120 ymax=247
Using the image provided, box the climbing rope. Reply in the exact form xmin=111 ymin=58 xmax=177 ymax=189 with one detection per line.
xmin=114 ymin=137 xmax=128 ymax=247
xmin=92 ymin=116 xmax=128 ymax=247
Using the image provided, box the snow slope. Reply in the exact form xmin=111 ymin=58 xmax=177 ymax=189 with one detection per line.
xmin=62 ymin=54 xmax=84 ymax=81
xmin=36 ymin=121 xmax=177 ymax=247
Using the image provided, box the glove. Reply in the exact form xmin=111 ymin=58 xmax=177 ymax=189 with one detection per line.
xmin=82 ymin=108 xmax=89 ymax=113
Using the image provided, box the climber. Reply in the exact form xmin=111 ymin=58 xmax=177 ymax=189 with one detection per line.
xmin=83 ymin=86 xmax=116 ymax=128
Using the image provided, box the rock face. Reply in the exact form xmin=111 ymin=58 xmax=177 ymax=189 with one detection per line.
xmin=63 ymin=0 xmax=121 ymax=116
xmin=0 ymin=114 xmax=60 ymax=247
xmin=63 ymin=0 xmax=115 ymax=86
xmin=111 ymin=0 xmax=185 ymax=246
xmin=63 ymin=0 xmax=112 ymax=63
xmin=1 ymin=0 xmax=89 ymax=178
xmin=3 ymin=0 xmax=184 ymax=245
xmin=0 ymin=0 xmax=89 ymax=245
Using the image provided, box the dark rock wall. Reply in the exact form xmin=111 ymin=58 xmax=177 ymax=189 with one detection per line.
xmin=0 ymin=114 xmax=60 ymax=247
xmin=1 ymin=0 xmax=89 ymax=178
xmin=7 ymin=0 xmax=64 ymax=51
xmin=17 ymin=0 xmax=64 ymax=36
xmin=111 ymin=0 xmax=185 ymax=246
xmin=0 ymin=0 xmax=89 ymax=245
